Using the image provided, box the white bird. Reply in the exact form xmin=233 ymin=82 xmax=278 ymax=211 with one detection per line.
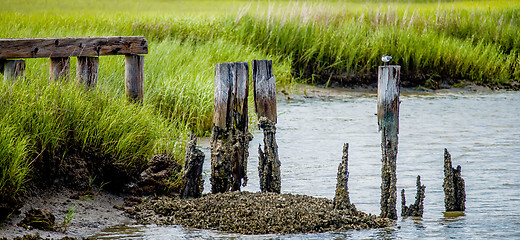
xmin=381 ymin=55 xmax=392 ymax=64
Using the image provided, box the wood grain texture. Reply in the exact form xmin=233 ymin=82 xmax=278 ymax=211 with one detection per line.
xmin=213 ymin=62 xmax=235 ymax=130
xmin=49 ymin=57 xmax=70 ymax=81
xmin=76 ymin=56 xmax=99 ymax=88
xmin=125 ymin=54 xmax=144 ymax=101
xmin=0 ymin=36 xmax=148 ymax=59
xmin=377 ymin=65 xmax=401 ymax=220
xmin=3 ymin=60 xmax=25 ymax=81
xmin=252 ymin=59 xmax=276 ymax=123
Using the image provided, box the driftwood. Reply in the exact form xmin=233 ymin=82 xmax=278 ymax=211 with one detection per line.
xmin=401 ymin=175 xmax=426 ymax=217
xmin=443 ymin=149 xmax=466 ymax=211
xmin=253 ymin=60 xmax=280 ymax=193
xmin=182 ymin=135 xmax=205 ymax=199
xmin=377 ymin=65 xmax=401 ymax=220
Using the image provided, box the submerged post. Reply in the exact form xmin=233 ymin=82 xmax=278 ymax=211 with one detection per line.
xmin=231 ymin=61 xmax=252 ymax=191
xmin=211 ymin=62 xmax=235 ymax=193
xmin=253 ymin=59 xmax=280 ymax=193
xmin=334 ymin=143 xmax=354 ymax=211
xmin=377 ymin=65 xmax=400 ymax=220
xmin=3 ymin=60 xmax=25 ymax=81
xmin=443 ymin=149 xmax=466 ymax=212
xmin=77 ymin=56 xmax=99 ymax=88
xmin=125 ymin=54 xmax=144 ymax=102
xmin=49 ymin=57 xmax=70 ymax=81
xmin=401 ymin=175 xmax=426 ymax=217
xmin=182 ymin=135 xmax=205 ymax=199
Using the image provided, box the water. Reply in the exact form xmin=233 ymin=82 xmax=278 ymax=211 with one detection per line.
xmin=95 ymin=90 xmax=520 ymax=239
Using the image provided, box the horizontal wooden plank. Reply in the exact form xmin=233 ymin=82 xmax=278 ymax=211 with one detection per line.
xmin=0 ymin=36 xmax=148 ymax=59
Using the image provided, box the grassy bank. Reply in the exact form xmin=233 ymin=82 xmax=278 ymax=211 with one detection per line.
xmin=1 ymin=0 xmax=519 ymax=219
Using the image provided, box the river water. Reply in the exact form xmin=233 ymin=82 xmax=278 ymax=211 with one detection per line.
xmin=95 ymin=90 xmax=520 ymax=239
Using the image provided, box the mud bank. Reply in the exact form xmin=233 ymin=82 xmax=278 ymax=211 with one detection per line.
xmin=130 ymin=191 xmax=393 ymax=234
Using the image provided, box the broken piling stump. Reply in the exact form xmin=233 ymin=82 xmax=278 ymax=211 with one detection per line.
xmin=377 ymin=65 xmax=400 ymax=220
xmin=443 ymin=149 xmax=466 ymax=212
xmin=334 ymin=143 xmax=355 ymax=211
xmin=401 ymin=175 xmax=426 ymax=217
xmin=182 ymin=135 xmax=205 ymax=199
xmin=211 ymin=62 xmax=235 ymax=193
xmin=231 ymin=61 xmax=252 ymax=191
xmin=3 ymin=59 xmax=25 ymax=81
xmin=253 ymin=59 xmax=281 ymax=193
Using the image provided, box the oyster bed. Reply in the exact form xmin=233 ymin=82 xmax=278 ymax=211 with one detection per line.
xmin=130 ymin=191 xmax=393 ymax=234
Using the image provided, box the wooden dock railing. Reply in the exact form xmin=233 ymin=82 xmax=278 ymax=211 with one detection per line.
xmin=0 ymin=36 xmax=148 ymax=101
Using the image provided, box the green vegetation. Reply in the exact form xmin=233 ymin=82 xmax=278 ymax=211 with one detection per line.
xmin=1 ymin=0 xmax=519 ymax=215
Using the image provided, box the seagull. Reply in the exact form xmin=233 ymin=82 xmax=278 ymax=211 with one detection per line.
xmin=381 ymin=55 xmax=392 ymax=65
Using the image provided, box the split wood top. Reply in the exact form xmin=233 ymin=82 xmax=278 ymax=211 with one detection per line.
xmin=0 ymin=36 xmax=148 ymax=59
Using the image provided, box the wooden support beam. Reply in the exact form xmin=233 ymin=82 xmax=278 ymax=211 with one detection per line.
xmin=253 ymin=59 xmax=281 ymax=194
xmin=125 ymin=54 xmax=144 ymax=102
xmin=231 ymin=61 xmax=251 ymax=191
xmin=377 ymin=65 xmax=400 ymax=220
xmin=49 ymin=57 xmax=70 ymax=81
xmin=0 ymin=36 xmax=148 ymax=59
xmin=76 ymin=56 xmax=99 ymax=88
xmin=182 ymin=135 xmax=205 ymax=199
xmin=210 ymin=62 xmax=235 ymax=193
xmin=3 ymin=60 xmax=25 ymax=81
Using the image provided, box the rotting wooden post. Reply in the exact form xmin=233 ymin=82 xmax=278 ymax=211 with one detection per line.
xmin=3 ymin=60 xmax=25 ymax=81
xmin=76 ymin=56 xmax=99 ymax=88
xmin=443 ymin=148 xmax=466 ymax=212
xmin=49 ymin=57 xmax=70 ymax=81
xmin=231 ymin=61 xmax=252 ymax=191
xmin=377 ymin=65 xmax=400 ymax=220
xmin=210 ymin=62 xmax=235 ymax=193
xmin=183 ymin=134 xmax=205 ymax=199
xmin=334 ymin=143 xmax=355 ymax=211
xmin=401 ymin=175 xmax=426 ymax=217
xmin=125 ymin=54 xmax=144 ymax=102
xmin=253 ymin=59 xmax=281 ymax=194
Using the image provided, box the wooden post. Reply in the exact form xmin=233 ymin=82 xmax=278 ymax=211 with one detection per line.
xmin=377 ymin=65 xmax=400 ymax=220
xmin=443 ymin=149 xmax=466 ymax=212
xmin=125 ymin=54 xmax=144 ymax=102
xmin=76 ymin=56 xmax=99 ymax=88
xmin=210 ymin=62 xmax=235 ymax=193
xmin=334 ymin=143 xmax=353 ymax=210
xmin=253 ymin=59 xmax=280 ymax=193
xmin=401 ymin=175 xmax=426 ymax=217
xmin=3 ymin=60 xmax=25 ymax=81
xmin=182 ymin=135 xmax=205 ymax=199
xmin=49 ymin=57 xmax=70 ymax=81
xmin=231 ymin=61 xmax=252 ymax=191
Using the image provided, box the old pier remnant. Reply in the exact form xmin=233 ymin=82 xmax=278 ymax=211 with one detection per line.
xmin=182 ymin=135 xmax=205 ymax=199
xmin=253 ymin=59 xmax=281 ymax=193
xmin=377 ymin=65 xmax=400 ymax=220
xmin=443 ymin=149 xmax=466 ymax=211
xmin=210 ymin=62 xmax=252 ymax=193
xmin=2 ymin=59 xmax=25 ymax=81
xmin=334 ymin=143 xmax=355 ymax=211
xmin=401 ymin=175 xmax=426 ymax=217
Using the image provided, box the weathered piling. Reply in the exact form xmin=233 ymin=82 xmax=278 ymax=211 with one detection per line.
xmin=211 ymin=62 xmax=235 ymax=193
xmin=231 ymin=61 xmax=252 ymax=191
xmin=401 ymin=175 xmax=426 ymax=217
xmin=443 ymin=149 xmax=466 ymax=211
xmin=182 ymin=135 xmax=205 ymax=199
xmin=253 ymin=59 xmax=281 ymax=193
xmin=49 ymin=57 xmax=70 ymax=81
xmin=77 ymin=56 xmax=99 ymax=88
xmin=3 ymin=60 xmax=25 ymax=81
xmin=377 ymin=65 xmax=400 ymax=220
xmin=334 ymin=143 xmax=354 ymax=211
xmin=125 ymin=54 xmax=144 ymax=102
